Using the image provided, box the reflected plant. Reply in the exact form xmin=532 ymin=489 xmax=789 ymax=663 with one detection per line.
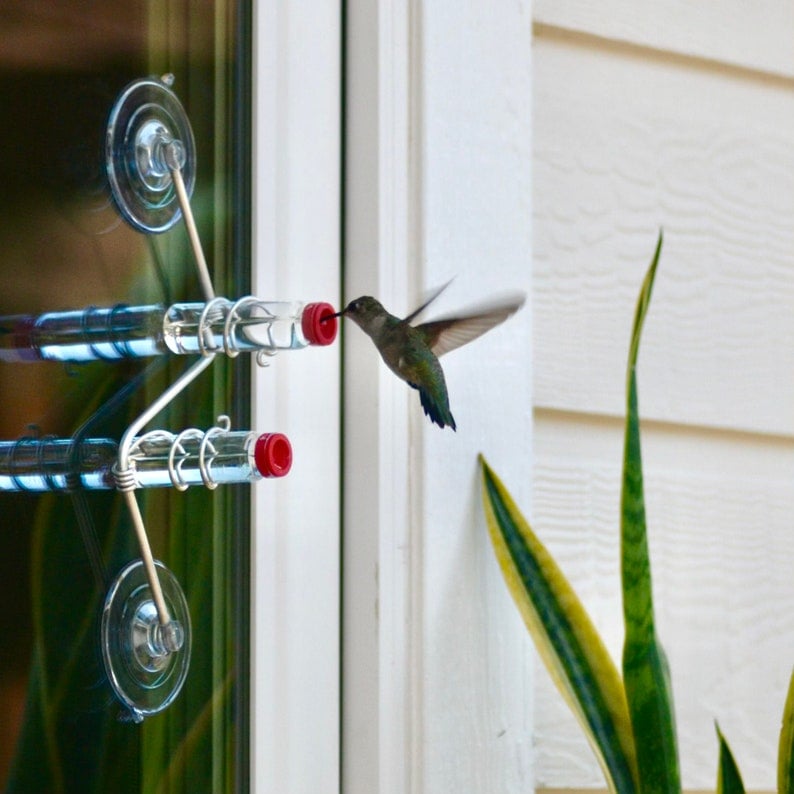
xmin=480 ymin=233 xmax=794 ymax=792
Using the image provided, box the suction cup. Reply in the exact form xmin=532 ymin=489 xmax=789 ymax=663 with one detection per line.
xmin=106 ymin=75 xmax=196 ymax=233
xmin=101 ymin=558 xmax=191 ymax=721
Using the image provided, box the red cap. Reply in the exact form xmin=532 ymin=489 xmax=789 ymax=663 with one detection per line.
xmin=301 ymin=302 xmax=338 ymax=346
xmin=254 ymin=433 xmax=293 ymax=478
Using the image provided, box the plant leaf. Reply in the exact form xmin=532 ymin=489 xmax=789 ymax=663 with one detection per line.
xmin=778 ymin=667 xmax=794 ymax=793
xmin=716 ymin=723 xmax=745 ymax=794
xmin=620 ymin=231 xmax=681 ymax=792
xmin=480 ymin=456 xmax=638 ymax=793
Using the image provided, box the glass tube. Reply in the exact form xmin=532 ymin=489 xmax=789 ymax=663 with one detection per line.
xmin=0 ymin=437 xmax=118 ymax=491
xmin=0 ymin=429 xmax=291 ymax=492
xmin=0 ymin=299 xmax=337 ymax=363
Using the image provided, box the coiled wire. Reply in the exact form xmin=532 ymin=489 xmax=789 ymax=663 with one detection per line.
xmin=116 ymin=415 xmax=233 ymax=492
xmin=195 ymin=295 xmax=278 ymax=366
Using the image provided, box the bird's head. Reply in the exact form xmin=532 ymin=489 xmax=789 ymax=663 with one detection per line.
xmin=324 ymin=296 xmax=387 ymax=335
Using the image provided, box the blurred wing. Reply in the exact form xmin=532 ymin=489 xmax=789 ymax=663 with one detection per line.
xmin=418 ymin=292 xmax=526 ymax=357
xmin=402 ymin=279 xmax=454 ymax=325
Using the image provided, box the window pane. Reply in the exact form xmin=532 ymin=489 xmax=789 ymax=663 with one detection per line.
xmin=0 ymin=2 xmax=251 ymax=791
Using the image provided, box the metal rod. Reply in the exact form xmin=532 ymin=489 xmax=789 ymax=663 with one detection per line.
xmin=115 ymin=355 xmax=216 ymax=633
xmin=117 ymin=355 xmax=216 ymax=472
xmin=168 ymin=151 xmax=215 ymax=302
xmin=123 ymin=489 xmax=172 ymax=627
xmin=113 ymin=140 xmax=218 ymax=637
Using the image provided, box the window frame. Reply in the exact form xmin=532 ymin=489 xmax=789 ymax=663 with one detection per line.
xmin=250 ymin=3 xmax=342 ymax=792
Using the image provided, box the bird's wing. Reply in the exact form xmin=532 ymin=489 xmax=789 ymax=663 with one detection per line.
xmin=417 ymin=292 xmax=526 ymax=357
xmin=402 ymin=279 xmax=454 ymax=325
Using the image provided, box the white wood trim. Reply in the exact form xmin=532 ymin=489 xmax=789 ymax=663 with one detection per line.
xmin=343 ymin=1 xmax=418 ymax=791
xmin=251 ymin=2 xmax=341 ymax=792
xmin=344 ymin=2 xmax=534 ymax=792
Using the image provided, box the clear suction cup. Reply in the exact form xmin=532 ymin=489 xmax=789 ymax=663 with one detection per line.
xmin=101 ymin=559 xmax=191 ymax=722
xmin=106 ymin=75 xmax=196 ymax=233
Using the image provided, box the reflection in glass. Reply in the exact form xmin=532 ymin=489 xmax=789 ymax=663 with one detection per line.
xmin=0 ymin=1 xmax=252 ymax=791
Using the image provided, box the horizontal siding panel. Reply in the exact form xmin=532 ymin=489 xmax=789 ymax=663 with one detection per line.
xmin=535 ymin=1 xmax=794 ymax=78
xmin=534 ymin=36 xmax=794 ymax=436
xmin=532 ymin=412 xmax=794 ymax=790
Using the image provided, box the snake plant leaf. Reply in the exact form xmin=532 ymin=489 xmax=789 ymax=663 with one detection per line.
xmin=778 ymin=667 xmax=794 ymax=793
xmin=620 ymin=231 xmax=681 ymax=792
xmin=716 ymin=724 xmax=745 ymax=794
xmin=480 ymin=456 xmax=639 ymax=794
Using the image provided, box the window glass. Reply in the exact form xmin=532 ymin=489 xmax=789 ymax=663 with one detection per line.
xmin=0 ymin=2 xmax=251 ymax=790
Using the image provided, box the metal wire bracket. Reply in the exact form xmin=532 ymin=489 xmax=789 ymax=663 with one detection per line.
xmin=111 ymin=96 xmax=219 ymax=638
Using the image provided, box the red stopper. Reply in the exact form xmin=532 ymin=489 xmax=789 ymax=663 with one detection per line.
xmin=254 ymin=433 xmax=293 ymax=478
xmin=301 ymin=302 xmax=338 ymax=346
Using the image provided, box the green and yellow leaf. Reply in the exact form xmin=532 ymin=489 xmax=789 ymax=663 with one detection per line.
xmin=620 ymin=232 xmax=681 ymax=792
xmin=716 ymin=723 xmax=745 ymax=794
xmin=778 ymin=667 xmax=794 ymax=793
xmin=480 ymin=456 xmax=638 ymax=794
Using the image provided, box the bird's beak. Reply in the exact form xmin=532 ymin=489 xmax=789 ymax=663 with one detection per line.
xmin=321 ymin=308 xmax=346 ymax=323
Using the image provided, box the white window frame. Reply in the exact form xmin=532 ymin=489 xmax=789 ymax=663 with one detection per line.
xmin=248 ymin=1 xmax=532 ymax=791
xmin=251 ymin=3 xmax=342 ymax=792
xmin=344 ymin=2 xmax=533 ymax=793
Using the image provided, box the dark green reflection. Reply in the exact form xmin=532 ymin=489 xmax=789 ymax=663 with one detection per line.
xmin=0 ymin=2 xmax=250 ymax=791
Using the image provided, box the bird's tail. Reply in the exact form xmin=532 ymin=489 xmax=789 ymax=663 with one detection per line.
xmin=418 ymin=386 xmax=457 ymax=431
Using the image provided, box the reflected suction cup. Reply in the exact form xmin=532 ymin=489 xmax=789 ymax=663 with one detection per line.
xmin=106 ymin=75 xmax=196 ymax=233
xmin=101 ymin=559 xmax=191 ymax=722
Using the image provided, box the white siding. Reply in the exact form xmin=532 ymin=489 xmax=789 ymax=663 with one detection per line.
xmin=534 ymin=12 xmax=794 ymax=792
xmin=536 ymin=2 xmax=794 ymax=78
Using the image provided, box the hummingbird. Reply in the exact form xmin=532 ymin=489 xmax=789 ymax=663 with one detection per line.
xmin=329 ymin=283 xmax=525 ymax=430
